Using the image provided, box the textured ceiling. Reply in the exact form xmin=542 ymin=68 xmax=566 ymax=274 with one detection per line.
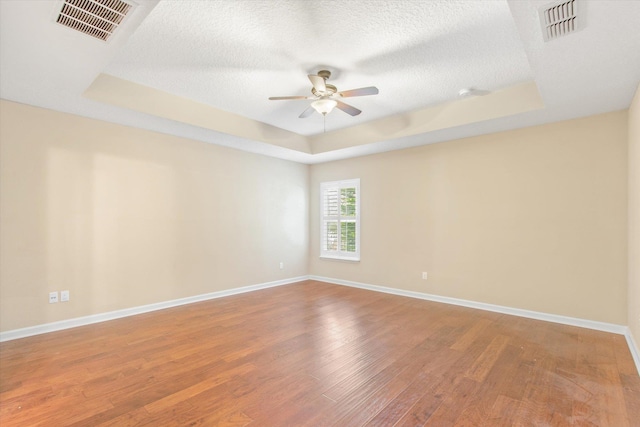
xmin=1 ymin=0 xmax=639 ymax=164
xmin=104 ymin=0 xmax=532 ymax=136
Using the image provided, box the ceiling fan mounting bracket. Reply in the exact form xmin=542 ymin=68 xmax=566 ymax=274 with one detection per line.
xmin=317 ymin=70 xmax=331 ymax=80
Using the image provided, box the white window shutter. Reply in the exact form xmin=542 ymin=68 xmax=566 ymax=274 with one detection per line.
xmin=320 ymin=179 xmax=360 ymax=261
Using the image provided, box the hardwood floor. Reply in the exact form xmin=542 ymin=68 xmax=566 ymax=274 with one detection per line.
xmin=1 ymin=280 xmax=638 ymax=426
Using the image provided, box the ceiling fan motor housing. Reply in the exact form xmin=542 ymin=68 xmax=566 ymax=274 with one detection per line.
xmin=312 ymin=84 xmax=337 ymax=97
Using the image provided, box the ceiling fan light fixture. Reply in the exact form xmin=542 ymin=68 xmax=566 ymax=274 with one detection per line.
xmin=311 ymin=99 xmax=337 ymax=115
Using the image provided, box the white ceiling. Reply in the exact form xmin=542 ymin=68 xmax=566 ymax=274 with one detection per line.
xmin=1 ymin=0 xmax=639 ymax=164
xmin=104 ymin=0 xmax=532 ymax=136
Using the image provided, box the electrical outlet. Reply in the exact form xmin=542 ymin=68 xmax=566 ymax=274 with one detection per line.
xmin=61 ymin=290 xmax=70 ymax=302
xmin=49 ymin=291 xmax=58 ymax=303
xmin=279 ymin=262 xmax=284 ymax=270
xmin=422 ymin=272 xmax=428 ymax=280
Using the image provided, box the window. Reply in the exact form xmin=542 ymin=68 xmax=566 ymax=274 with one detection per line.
xmin=320 ymin=179 xmax=360 ymax=261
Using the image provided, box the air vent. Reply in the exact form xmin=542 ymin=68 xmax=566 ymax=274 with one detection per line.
xmin=56 ymin=0 xmax=134 ymax=42
xmin=539 ymin=0 xmax=579 ymax=42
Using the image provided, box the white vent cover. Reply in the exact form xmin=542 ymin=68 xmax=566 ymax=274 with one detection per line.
xmin=56 ymin=0 xmax=134 ymax=41
xmin=539 ymin=0 xmax=579 ymax=42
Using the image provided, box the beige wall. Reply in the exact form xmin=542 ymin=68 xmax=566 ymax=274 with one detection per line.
xmin=0 ymin=100 xmax=309 ymax=332
xmin=629 ymin=85 xmax=640 ymax=346
xmin=0 ymin=99 xmax=632 ymax=333
xmin=310 ymin=111 xmax=628 ymax=325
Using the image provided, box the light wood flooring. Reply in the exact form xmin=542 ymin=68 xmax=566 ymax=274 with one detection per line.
xmin=1 ymin=280 xmax=639 ymax=426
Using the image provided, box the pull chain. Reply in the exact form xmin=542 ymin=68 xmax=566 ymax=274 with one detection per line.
xmin=323 ymin=114 xmax=326 ymax=133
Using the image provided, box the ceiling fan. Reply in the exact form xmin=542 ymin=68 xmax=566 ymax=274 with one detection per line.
xmin=269 ymin=70 xmax=379 ymax=118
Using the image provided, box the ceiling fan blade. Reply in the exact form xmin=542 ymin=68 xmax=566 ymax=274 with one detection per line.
xmin=335 ymin=101 xmax=361 ymax=116
xmin=268 ymin=95 xmax=310 ymax=100
xmin=308 ymin=74 xmax=326 ymax=93
xmin=299 ymin=106 xmax=315 ymax=118
xmin=338 ymin=86 xmax=379 ymax=98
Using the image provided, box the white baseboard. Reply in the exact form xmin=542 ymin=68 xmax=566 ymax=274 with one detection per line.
xmin=312 ymin=275 xmax=640 ymax=375
xmin=0 ymin=276 xmax=309 ymax=343
xmin=310 ymin=276 xmax=629 ymax=334
xmin=311 ymin=275 xmax=639 ymax=375
xmin=625 ymin=329 xmax=640 ymax=376
xmin=4 ymin=274 xmax=639 ymax=376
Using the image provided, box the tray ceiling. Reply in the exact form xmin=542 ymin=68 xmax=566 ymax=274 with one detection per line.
xmin=1 ymin=0 xmax=639 ymax=163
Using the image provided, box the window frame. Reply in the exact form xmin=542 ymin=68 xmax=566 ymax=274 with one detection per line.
xmin=320 ymin=178 xmax=360 ymax=261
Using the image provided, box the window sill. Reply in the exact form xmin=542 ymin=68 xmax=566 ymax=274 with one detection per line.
xmin=319 ymin=255 xmax=360 ymax=262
